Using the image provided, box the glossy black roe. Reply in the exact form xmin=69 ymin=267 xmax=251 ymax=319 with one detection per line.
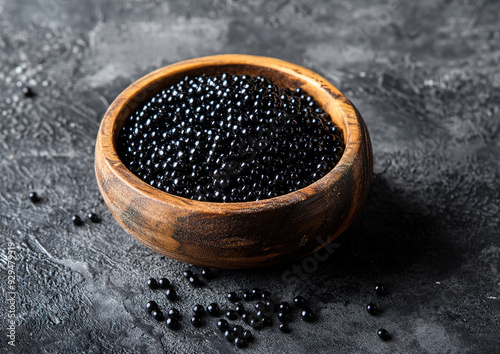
xmin=147 ymin=278 xmax=159 ymax=290
xmin=22 ymin=86 xmax=35 ymax=97
xmin=146 ymin=301 xmax=158 ymax=313
xmin=165 ymin=288 xmax=177 ymax=300
xmin=226 ymin=310 xmax=238 ymax=320
xmin=168 ymin=308 xmax=180 ymax=318
xmin=234 ymin=337 xmax=248 ymax=348
xmin=207 ymin=303 xmax=221 ymax=316
xmin=279 ymin=323 xmax=291 ymax=333
xmin=151 ymin=310 xmax=164 ymax=321
xmin=166 ymin=317 xmax=180 ymax=330
xmin=29 ymin=192 xmax=40 ymax=203
xmin=375 ymin=284 xmax=386 ymax=296
xmin=227 ymin=292 xmax=239 ymax=303
xmin=377 ymin=328 xmax=391 ymax=341
xmin=217 ymin=319 xmax=229 ymax=332
xmin=87 ymin=212 xmax=99 ymax=222
xmin=72 ymin=215 xmax=83 ymax=226
xmin=193 ymin=304 xmax=205 ymax=315
xmin=293 ymin=296 xmax=308 ymax=308
xmin=117 ymin=74 xmax=345 ymax=203
xmin=158 ymin=278 xmax=170 ymax=289
xmin=366 ymin=303 xmax=378 ymax=315
xmin=191 ymin=314 xmax=204 ymax=327
xmin=300 ymin=308 xmax=315 ymax=322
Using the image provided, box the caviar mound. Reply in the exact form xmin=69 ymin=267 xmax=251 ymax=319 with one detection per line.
xmin=117 ymin=73 xmax=344 ymax=203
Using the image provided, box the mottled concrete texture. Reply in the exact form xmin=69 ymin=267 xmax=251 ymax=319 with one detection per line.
xmin=1 ymin=0 xmax=499 ymax=353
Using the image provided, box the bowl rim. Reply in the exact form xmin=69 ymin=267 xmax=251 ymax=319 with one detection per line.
xmin=96 ymin=54 xmax=364 ymax=213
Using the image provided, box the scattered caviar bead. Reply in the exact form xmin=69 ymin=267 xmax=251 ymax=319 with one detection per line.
xmin=227 ymin=292 xmax=239 ymax=302
xmin=224 ymin=330 xmax=236 ymax=342
xmin=261 ymin=315 xmax=273 ymax=327
xmin=242 ymin=290 xmax=253 ymax=301
xmin=183 ymin=269 xmax=193 ymax=279
xmin=232 ymin=325 xmax=244 ymax=337
xmin=87 ymin=212 xmax=99 ymax=222
xmin=166 ymin=317 xmax=180 ymax=330
xmin=146 ymin=301 xmax=158 ymax=313
xmin=293 ymin=296 xmax=308 ymax=308
xmin=226 ymin=310 xmax=238 ymax=320
xmin=201 ymin=267 xmax=213 ymax=279
xmin=207 ymin=303 xmax=220 ymax=316
xmin=264 ymin=301 xmax=276 ymax=312
xmin=241 ymin=313 xmax=251 ymax=323
xmin=235 ymin=304 xmax=246 ymax=315
xmin=158 ymin=278 xmax=170 ymax=289
xmin=151 ymin=310 xmax=164 ymax=321
xmin=22 ymin=86 xmax=35 ymax=97
xmin=240 ymin=329 xmax=253 ymax=341
xmin=366 ymin=303 xmax=378 ymax=315
xmin=147 ymin=278 xmax=159 ymax=290
xmin=251 ymin=288 xmax=262 ymax=299
xmin=168 ymin=308 xmax=180 ymax=318
xmin=29 ymin=192 xmax=40 ymax=203
xmin=300 ymin=308 xmax=315 ymax=322
xmin=279 ymin=323 xmax=291 ymax=333
xmin=375 ymin=284 xmax=386 ymax=296
xmin=188 ymin=275 xmax=201 ymax=286
xmin=277 ymin=311 xmax=290 ymax=323
xmin=261 ymin=291 xmax=271 ymax=301
xmin=279 ymin=302 xmax=291 ymax=313
xmin=165 ymin=288 xmax=177 ymax=300
xmin=250 ymin=317 xmax=263 ymax=330
xmin=217 ymin=319 xmax=229 ymax=332
xmin=72 ymin=215 xmax=83 ymax=226
xmin=191 ymin=314 xmax=204 ymax=327
xmin=255 ymin=302 xmax=266 ymax=311
xmin=193 ymin=304 xmax=205 ymax=315
xmin=377 ymin=328 xmax=391 ymax=341
xmin=234 ymin=337 xmax=248 ymax=348
xmin=117 ymin=74 xmax=344 ymax=203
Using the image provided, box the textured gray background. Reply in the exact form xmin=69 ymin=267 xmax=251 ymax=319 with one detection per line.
xmin=1 ymin=0 xmax=500 ymax=353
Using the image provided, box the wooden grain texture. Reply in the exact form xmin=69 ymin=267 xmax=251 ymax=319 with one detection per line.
xmin=95 ymin=54 xmax=373 ymax=269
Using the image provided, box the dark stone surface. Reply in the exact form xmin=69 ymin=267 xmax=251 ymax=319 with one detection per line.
xmin=1 ymin=0 xmax=499 ymax=353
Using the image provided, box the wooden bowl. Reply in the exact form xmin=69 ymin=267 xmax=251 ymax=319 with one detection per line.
xmin=95 ymin=54 xmax=372 ymax=269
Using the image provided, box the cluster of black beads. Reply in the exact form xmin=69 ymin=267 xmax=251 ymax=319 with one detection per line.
xmin=118 ymin=73 xmax=344 ymax=202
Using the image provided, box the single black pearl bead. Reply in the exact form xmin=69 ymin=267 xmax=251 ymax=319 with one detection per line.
xmin=72 ymin=215 xmax=83 ymax=226
xmin=235 ymin=304 xmax=246 ymax=315
xmin=183 ymin=269 xmax=193 ymax=279
xmin=279 ymin=323 xmax=291 ymax=333
xmin=227 ymin=292 xmax=239 ymax=302
xmin=279 ymin=302 xmax=291 ymax=313
xmin=165 ymin=288 xmax=177 ymax=300
xmin=146 ymin=300 xmax=158 ymax=313
xmin=251 ymin=288 xmax=262 ymax=299
xmin=250 ymin=317 xmax=263 ymax=330
xmin=188 ymin=275 xmax=201 ymax=286
xmin=242 ymin=289 xmax=253 ymax=301
xmin=168 ymin=308 xmax=180 ymax=318
xmin=147 ymin=278 xmax=159 ymax=290
xmin=375 ymin=283 xmax=386 ymax=296
xmin=226 ymin=310 xmax=238 ymax=320
xmin=277 ymin=312 xmax=290 ymax=323
xmin=22 ymin=86 xmax=35 ymax=97
xmin=217 ymin=319 xmax=229 ymax=332
xmin=255 ymin=301 xmax=266 ymax=311
xmin=377 ymin=328 xmax=391 ymax=341
xmin=87 ymin=212 xmax=99 ymax=223
xmin=260 ymin=315 xmax=273 ymax=327
xmin=300 ymin=308 xmax=315 ymax=322
xmin=201 ymin=267 xmax=213 ymax=279
xmin=261 ymin=291 xmax=271 ymax=301
xmin=151 ymin=310 xmax=164 ymax=321
xmin=366 ymin=303 xmax=378 ymax=315
xmin=232 ymin=325 xmax=244 ymax=337
xmin=240 ymin=329 xmax=253 ymax=341
xmin=265 ymin=301 xmax=275 ymax=312
xmin=158 ymin=278 xmax=170 ymax=289
xmin=166 ymin=317 xmax=180 ymax=330
xmin=293 ymin=296 xmax=308 ymax=308
xmin=234 ymin=337 xmax=248 ymax=348
xmin=207 ymin=303 xmax=220 ymax=316
xmin=29 ymin=192 xmax=40 ymax=203
xmin=224 ymin=330 xmax=236 ymax=342
xmin=193 ymin=304 xmax=205 ymax=315
xmin=191 ymin=314 xmax=204 ymax=327
xmin=241 ymin=313 xmax=251 ymax=323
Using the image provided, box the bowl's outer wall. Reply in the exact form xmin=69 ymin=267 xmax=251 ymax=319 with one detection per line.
xmin=95 ymin=55 xmax=373 ymax=268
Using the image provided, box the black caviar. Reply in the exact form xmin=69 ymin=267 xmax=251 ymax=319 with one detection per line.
xmin=117 ymin=73 xmax=344 ymax=202
xmin=29 ymin=192 xmax=40 ymax=203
